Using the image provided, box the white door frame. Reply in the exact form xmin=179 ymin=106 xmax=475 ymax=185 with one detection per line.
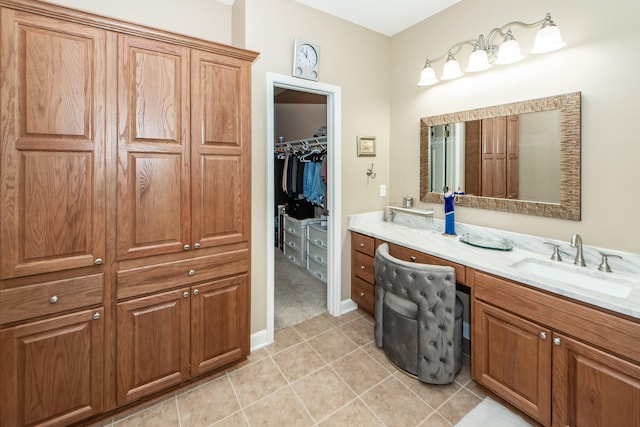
xmin=265 ymin=72 xmax=342 ymax=344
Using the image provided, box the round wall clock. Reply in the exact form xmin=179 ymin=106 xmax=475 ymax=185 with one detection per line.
xmin=293 ymin=38 xmax=320 ymax=81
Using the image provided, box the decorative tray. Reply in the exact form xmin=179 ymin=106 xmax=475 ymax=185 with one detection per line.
xmin=459 ymin=233 xmax=513 ymax=251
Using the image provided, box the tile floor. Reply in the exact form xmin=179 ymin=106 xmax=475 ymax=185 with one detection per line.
xmin=95 ymin=310 xmax=524 ymax=427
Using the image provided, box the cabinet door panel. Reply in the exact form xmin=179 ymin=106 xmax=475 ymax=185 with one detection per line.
xmin=117 ymin=35 xmax=190 ymax=260
xmin=0 ymin=308 xmax=104 ymax=427
xmin=474 ymin=300 xmax=552 ymax=425
xmin=191 ymin=51 xmax=250 ymax=248
xmin=191 ymin=275 xmax=248 ymax=375
xmin=0 ymin=9 xmax=106 ymax=279
xmin=553 ymin=333 xmax=640 ymax=427
xmin=116 ymin=288 xmax=190 ymax=405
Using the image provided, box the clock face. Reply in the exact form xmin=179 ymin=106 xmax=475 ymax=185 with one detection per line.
xmin=296 ymin=43 xmax=318 ymax=69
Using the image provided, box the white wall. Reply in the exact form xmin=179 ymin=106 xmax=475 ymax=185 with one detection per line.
xmin=390 ymin=0 xmax=640 ymax=252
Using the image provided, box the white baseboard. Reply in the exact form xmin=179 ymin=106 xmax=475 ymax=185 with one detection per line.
xmin=250 ymin=328 xmax=269 ymax=352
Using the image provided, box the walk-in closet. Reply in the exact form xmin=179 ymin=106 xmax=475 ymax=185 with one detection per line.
xmin=273 ymin=88 xmax=328 ymax=329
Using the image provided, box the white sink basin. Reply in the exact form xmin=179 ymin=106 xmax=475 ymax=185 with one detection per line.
xmin=511 ymin=258 xmax=635 ymax=298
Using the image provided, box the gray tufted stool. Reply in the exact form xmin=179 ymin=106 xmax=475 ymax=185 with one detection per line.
xmin=374 ymin=243 xmax=463 ymax=384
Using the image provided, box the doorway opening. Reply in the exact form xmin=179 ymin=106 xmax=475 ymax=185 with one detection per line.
xmin=265 ymin=73 xmax=342 ymax=345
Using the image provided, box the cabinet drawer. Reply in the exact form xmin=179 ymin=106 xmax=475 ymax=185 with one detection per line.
xmin=283 ymin=216 xmax=304 ymax=237
xmin=308 ymin=242 xmax=327 ymax=265
xmin=387 ymin=242 xmax=466 ymax=284
xmin=0 ymin=274 xmax=104 ymax=324
xmin=308 ymin=224 xmax=327 ymax=248
xmin=117 ymin=250 xmax=249 ymax=299
xmin=352 ymin=251 xmax=374 ymax=283
xmin=307 ymin=257 xmax=327 ymax=283
xmin=351 ymin=232 xmax=375 ymax=257
xmin=283 ymin=245 xmax=304 ymax=267
xmin=283 ymin=231 xmax=303 ymax=252
xmin=352 ymin=276 xmax=375 ymax=315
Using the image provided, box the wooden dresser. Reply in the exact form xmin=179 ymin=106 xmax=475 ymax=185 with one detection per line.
xmin=0 ymin=1 xmax=258 ymax=425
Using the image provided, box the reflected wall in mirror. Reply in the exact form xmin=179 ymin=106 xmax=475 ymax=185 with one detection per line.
xmin=420 ymin=92 xmax=581 ymax=220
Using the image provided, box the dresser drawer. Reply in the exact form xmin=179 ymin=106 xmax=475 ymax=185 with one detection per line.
xmin=308 ymin=224 xmax=327 ymax=248
xmin=307 ymin=257 xmax=327 ymax=283
xmin=386 ymin=242 xmax=466 ymax=284
xmin=308 ymin=241 xmax=327 ymax=265
xmin=117 ymin=250 xmax=249 ymax=299
xmin=283 ymin=215 xmax=304 ymax=237
xmin=283 ymin=231 xmax=303 ymax=252
xmin=283 ymin=245 xmax=304 ymax=267
xmin=352 ymin=275 xmax=375 ymax=315
xmin=352 ymin=251 xmax=375 ymax=283
xmin=351 ymin=232 xmax=375 ymax=256
xmin=0 ymin=274 xmax=104 ymax=324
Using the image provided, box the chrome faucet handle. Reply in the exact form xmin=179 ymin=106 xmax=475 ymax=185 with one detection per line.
xmin=543 ymin=241 xmax=563 ymax=261
xmin=598 ymin=253 xmax=623 ymax=273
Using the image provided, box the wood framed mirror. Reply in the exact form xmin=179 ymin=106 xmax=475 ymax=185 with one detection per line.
xmin=420 ymin=92 xmax=581 ymax=220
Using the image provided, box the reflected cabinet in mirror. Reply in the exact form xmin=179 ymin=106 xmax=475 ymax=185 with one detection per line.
xmin=420 ymin=92 xmax=581 ymax=220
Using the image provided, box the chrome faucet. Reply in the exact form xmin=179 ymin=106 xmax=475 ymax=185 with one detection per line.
xmin=570 ymin=234 xmax=586 ymax=266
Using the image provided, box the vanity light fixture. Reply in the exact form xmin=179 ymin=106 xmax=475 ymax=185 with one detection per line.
xmin=418 ymin=13 xmax=565 ymax=86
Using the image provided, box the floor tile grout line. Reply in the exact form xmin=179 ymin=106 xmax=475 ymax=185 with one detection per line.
xmin=224 ymin=369 xmax=252 ymax=425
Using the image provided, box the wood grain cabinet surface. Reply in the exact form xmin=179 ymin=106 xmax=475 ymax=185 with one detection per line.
xmin=0 ymin=0 xmax=258 ymax=425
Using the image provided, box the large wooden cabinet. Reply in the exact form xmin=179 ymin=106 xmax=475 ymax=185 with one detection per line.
xmin=0 ymin=1 xmax=257 ymax=425
xmin=473 ymin=270 xmax=640 ymax=426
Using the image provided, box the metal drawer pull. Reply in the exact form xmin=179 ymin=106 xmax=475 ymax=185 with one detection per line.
xmin=315 ymin=272 xmax=323 ymax=279
xmin=193 ymin=289 xmax=199 ymax=296
xmin=410 ymin=256 xmax=417 ymax=262
xmin=183 ymin=291 xmax=189 ymax=298
xmin=49 ymin=295 xmax=58 ymax=304
xmin=539 ymin=332 xmax=547 ymax=340
xmin=359 ymin=242 xmax=365 ymax=247
xmin=92 ymin=312 xmax=101 ymax=320
xmin=360 ymin=265 xmax=366 ymax=270
xmin=188 ymin=269 xmax=196 ymax=276
xmin=94 ymin=258 xmax=103 ymax=265
xmin=360 ymin=292 xmax=365 ymax=297
xmin=184 ymin=244 xmax=190 ymax=251
xmin=553 ymin=337 xmax=562 ymax=346
xmin=194 ymin=243 xmax=201 ymax=249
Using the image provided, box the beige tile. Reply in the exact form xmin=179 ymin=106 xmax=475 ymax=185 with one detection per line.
xmin=331 ymin=349 xmax=391 ymax=394
xmin=244 ymin=386 xmax=313 ymax=426
xmin=228 ymin=357 xmax=288 ymax=407
xmin=321 ymin=310 xmax=360 ymax=327
xmin=114 ymin=398 xmax=179 ymax=427
xmin=437 ymin=389 xmax=482 ymax=425
xmin=361 ymin=376 xmax=434 ymax=427
xmin=464 ymin=380 xmax=489 ymax=400
xmin=419 ymin=412 xmax=453 ymax=427
xmin=338 ymin=317 xmax=375 ymax=347
xmin=454 ymin=354 xmax=472 ymax=387
xmin=362 ymin=341 xmax=396 ymax=373
xmin=308 ymin=328 xmax=358 ymax=363
xmin=212 ymin=410 xmax=248 ymax=426
xmin=319 ymin=398 xmax=385 ymax=426
xmin=226 ymin=348 xmax=269 ymax=373
xmin=176 ymin=376 xmax=240 ymax=427
xmin=267 ymin=327 xmax=304 ymax=355
xmin=293 ymin=315 xmax=336 ymax=339
xmin=272 ymin=341 xmax=327 ymax=382
xmin=292 ymin=366 xmax=356 ymax=422
xmin=394 ymin=371 xmax=461 ymax=409
xmin=84 ymin=417 xmax=113 ymax=427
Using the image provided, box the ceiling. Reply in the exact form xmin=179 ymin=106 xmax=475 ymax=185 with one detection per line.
xmin=218 ymin=0 xmax=461 ymax=37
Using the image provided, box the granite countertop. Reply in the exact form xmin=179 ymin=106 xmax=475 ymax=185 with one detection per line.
xmin=348 ymin=210 xmax=640 ymax=320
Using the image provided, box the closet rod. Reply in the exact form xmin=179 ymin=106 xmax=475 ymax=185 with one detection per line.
xmin=275 ymin=135 xmax=327 ymax=149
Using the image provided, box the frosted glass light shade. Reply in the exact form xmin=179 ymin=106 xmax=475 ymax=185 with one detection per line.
xmin=418 ymin=65 xmax=438 ymax=86
xmin=531 ymin=25 xmax=566 ymax=53
xmin=441 ymin=58 xmax=463 ymax=80
xmin=495 ymin=39 xmax=523 ymax=64
xmin=466 ymin=49 xmax=490 ymax=72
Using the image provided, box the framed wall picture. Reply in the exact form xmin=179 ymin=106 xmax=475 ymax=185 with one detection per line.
xmin=357 ymin=136 xmax=376 ymax=157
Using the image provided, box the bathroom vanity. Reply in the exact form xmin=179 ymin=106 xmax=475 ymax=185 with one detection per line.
xmin=349 ymin=211 xmax=640 ymax=427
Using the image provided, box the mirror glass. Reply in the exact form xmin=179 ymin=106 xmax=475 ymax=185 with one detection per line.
xmin=420 ymin=92 xmax=581 ymax=220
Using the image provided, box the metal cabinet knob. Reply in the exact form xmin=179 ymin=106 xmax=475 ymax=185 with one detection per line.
xmin=360 ymin=265 xmax=366 ymax=270
xmin=94 ymin=258 xmax=103 ymax=265
xmin=184 ymin=245 xmax=190 ymax=251
xmin=553 ymin=337 xmax=562 ymax=346
xmin=410 ymin=256 xmax=417 ymax=262
xmin=183 ymin=291 xmax=189 ymax=298
xmin=92 ymin=312 xmax=101 ymax=320
xmin=359 ymin=242 xmax=365 ymax=247
xmin=539 ymin=332 xmax=547 ymax=340
xmin=194 ymin=243 xmax=201 ymax=249
xmin=49 ymin=295 xmax=58 ymax=304
xmin=193 ymin=289 xmax=199 ymax=296
xmin=188 ymin=269 xmax=196 ymax=276
xmin=360 ymin=292 xmax=365 ymax=297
